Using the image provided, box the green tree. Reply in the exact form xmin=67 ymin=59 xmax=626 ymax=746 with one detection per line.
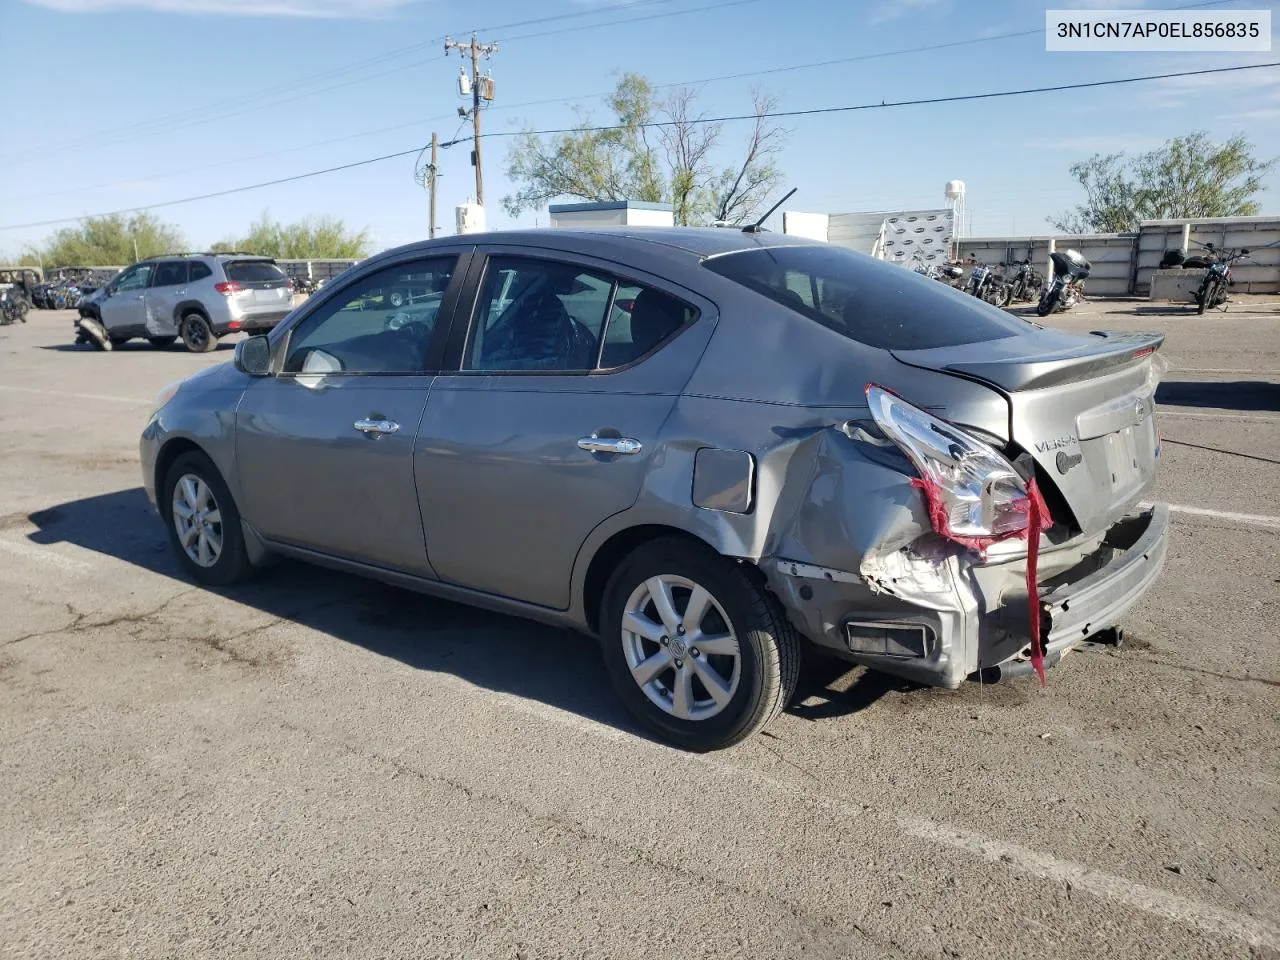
xmin=214 ymin=212 xmax=371 ymax=259
xmin=502 ymin=73 xmax=789 ymax=226
xmin=1051 ymin=132 xmax=1276 ymax=234
xmin=23 ymin=213 xmax=186 ymax=268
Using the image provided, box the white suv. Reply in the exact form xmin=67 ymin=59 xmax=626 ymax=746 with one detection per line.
xmin=76 ymin=253 xmax=296 ymax=353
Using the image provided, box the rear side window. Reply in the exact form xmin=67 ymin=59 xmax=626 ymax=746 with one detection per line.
xmin=224 ymin=260 xmax=286 ymax=283
xmin=151 ymin=261 xmax=188 ymax=287
xmin=462 ymin=255 xmax=697 ymax=373
xmin=189 ymin=262 xmax=212 ymax=282
xmin=703 ymin=245 xmax=1027 ymax=350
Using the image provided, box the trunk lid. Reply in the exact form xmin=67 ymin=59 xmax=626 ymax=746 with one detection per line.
xmin=223 ymin=259 xmax=293 ymax=317
xmin=892 ymin=329 xmax=1165 ymax=536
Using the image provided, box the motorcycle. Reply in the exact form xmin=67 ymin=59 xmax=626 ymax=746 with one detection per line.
xmin=0 ymin=289 xmax=30 ymax=325
xmin=1037 ymin=248 xmax=1091 ymax=317
xmin=1003 ymin=257 xmax=1044 ymax=303
xmin=965 ymin=259 xmax=1012 ymax=308
xmin=1192 ymin=242 xmax=1249 ymax=314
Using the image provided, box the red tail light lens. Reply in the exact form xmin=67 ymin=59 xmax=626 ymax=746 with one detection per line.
xmin=214 ymin=281 xmax=242 ymax=296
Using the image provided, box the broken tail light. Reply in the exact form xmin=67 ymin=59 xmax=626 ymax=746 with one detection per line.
xmin=865 ymin=384 xmax=1032 ymax=546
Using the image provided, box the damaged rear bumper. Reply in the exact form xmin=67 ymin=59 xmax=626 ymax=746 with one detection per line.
xmin=762 ymin=504 xmax=1170 ymax=687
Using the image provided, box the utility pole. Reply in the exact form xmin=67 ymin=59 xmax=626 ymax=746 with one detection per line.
xmin=444 ymin=33 xmax=497 ymax=206
xmin=428 ymin=132 xmax=439 ymax=239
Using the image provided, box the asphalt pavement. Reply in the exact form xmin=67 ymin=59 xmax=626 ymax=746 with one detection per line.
xmin=1 ymin=299 xmax=1277 ymax=960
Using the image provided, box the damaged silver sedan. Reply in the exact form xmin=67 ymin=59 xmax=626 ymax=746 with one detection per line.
xmin=139 ymin=227 xmax=1169 ymax=751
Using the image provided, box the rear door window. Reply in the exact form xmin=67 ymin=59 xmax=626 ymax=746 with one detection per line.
xmin=703 ymin=245 xmax=1027 ymax=350
xmin=224 ymin=260 xmax=287 ymax=284
xmin=462 ymin=256 xmax=697 ymax=373
xmin=151 ymin=261 xmax=188 ymax=287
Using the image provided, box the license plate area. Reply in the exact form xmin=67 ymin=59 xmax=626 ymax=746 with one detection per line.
xmin=1101 ymin=425 xmax=1141 ymax=492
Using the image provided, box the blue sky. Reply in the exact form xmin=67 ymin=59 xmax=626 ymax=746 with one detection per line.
xmin=0 ymin=0 xmax=1278 ymax=258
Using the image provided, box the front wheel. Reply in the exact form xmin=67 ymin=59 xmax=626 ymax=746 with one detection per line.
xmin=600 ymin=538 xmax=801 ymax=751
xmin=162 ymin=450 xmax=254 ymax=587
xmin=1196 ymin=283 xmax=1211 ymax=315
xmin=180 ymin=313 xmax=217 ymax=353
xmin=1036 ymin=287 xmax=1060 ymax=317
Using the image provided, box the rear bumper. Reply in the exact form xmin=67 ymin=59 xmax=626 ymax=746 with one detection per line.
xmin=763 ymin=504 xmax=1170 ymax=687
xmin=214 ymin=310 xmax=291 ymax=334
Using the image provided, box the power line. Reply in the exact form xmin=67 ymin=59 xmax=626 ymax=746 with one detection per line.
xmin=442 ymin=60 xmax=1280 ymax=145
xmin=5 ymin=0 xmax=1247 ymax=183
xmin=12 ymin=19 xmax=1031 ymax=205
xmin=0 ymin=0 xmax=721 ymax=166
xmin=3 ymin=61 xmax=1276 ymax=232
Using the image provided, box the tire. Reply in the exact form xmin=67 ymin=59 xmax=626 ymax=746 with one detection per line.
xmin=161 ymin=450 xmax=254 ymax=587
xmin=599 ymin=537 xmax=801 ymax=751
xmin=1196 ymin=284 xmax=1209 ymax=315
xmin=148 ymin=336 xmax=177 ymax=348
xmin=180 ymin=312 xmax=217 ymax=353
xmin=388 ymin=289 xmax=405 ymax=308
xmin=77 ymin=317 xmax=112 ymax=351
xmin=1036 ymin=287 xmax=1060 ymax=317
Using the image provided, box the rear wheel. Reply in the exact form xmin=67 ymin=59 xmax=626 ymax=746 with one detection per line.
xmin=180 ymin=312 xmax=217 ymax=353
xmin=148 ymin=336 xmax=177 ymax=348
xmin=162 ymin=450 xmax=254 ymax=587
xmin=600 ymin=538 xmax=801 ymax=751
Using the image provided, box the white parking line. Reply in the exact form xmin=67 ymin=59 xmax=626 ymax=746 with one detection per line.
xmin=0 ymin=385 xmax=150 ymax=405
xmin=1157 ymin=410 xmax=1280 ymax=424
xmin=904 ymin=819 xmax=1280 ymax=949
xmin=1144 ymin=502 xmax=1280 ymax=530
xmin=1166 ymin=368 xmax=1279 ymax=375
xmin=0 ymin=537 xmax=92 ymax=573
xmin=479 ymin=688 xmax=1280 ymax=949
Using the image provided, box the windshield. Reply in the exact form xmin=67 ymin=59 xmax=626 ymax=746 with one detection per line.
xmin=703 ymin=244 xmax=1029 ymax=350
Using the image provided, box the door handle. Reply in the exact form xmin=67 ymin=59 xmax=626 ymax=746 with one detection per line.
xmin=354 ymin=418 xmax=400 ymax=436
xmin=577 ymin=434 xmax=642 ymax=455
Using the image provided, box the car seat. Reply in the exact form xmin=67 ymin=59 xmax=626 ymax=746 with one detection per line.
xmin=603 ymin=288 xmax=687 ymax=367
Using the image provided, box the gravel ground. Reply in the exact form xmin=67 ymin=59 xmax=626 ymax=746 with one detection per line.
xmin=1 ymin=300 xmax=1277 ymax=960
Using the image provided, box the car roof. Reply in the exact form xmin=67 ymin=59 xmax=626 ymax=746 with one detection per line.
xmin=136 ymin=252 xmax=276 ymax=263
xmin=370 ymin=226 xmax=821 ymax=266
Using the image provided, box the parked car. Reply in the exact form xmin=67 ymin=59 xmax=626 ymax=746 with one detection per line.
xmin=76 ymin=253 xmax=295 ymax=353
xmin=139 ymin=228 xmax=1169 ymax=751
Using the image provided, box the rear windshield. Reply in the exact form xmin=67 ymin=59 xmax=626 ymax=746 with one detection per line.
xmin=702 ymin=245 xmax=1026 ymax=350
xmin=223 ymin=260 xmax=287 ymax=283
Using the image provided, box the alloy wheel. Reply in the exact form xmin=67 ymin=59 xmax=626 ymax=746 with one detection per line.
xmin=621 ymin=574 xmax=741 ymax=722
xmin=171 ymin=473 xmax=222 ymax=568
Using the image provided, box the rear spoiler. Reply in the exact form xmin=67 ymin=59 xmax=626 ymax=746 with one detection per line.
xmin=925 ymin=331 xmax=1165 ymax=392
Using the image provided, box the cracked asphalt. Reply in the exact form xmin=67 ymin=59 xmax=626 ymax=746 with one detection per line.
xmin=1 ymin=301 xmax=1277 ymax=960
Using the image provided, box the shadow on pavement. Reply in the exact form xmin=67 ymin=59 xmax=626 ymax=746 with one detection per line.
xmin=26 ymin=488 xmax=881 ymax=741
xmin=1156 ymin=380 xmax=1280 ymax=413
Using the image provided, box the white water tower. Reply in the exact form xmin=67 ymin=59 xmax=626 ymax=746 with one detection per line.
xmin=456 ymin=201 xmax=486 ymax=235
xmin=945 ymin=179 xmax=966 ymax=243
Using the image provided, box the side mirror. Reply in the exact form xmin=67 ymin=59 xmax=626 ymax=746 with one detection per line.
xmin=234 ymin=335 xmax=272 ymax=376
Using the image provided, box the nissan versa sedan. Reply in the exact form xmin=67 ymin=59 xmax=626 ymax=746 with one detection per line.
xmin=140 ymin=227 xmax=1169 ymax=751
